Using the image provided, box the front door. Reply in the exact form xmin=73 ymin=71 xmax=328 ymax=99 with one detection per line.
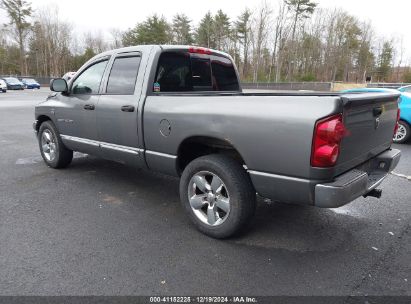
xmin=56 ymin=58 xmax=109 ymax=155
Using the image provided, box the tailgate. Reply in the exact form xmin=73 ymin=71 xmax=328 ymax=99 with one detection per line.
xmin=335 ymin=92 xmax=400 ymax=175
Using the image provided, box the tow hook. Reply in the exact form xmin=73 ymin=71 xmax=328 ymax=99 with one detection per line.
xmin=363 ymin=189 xmax=382 ymax=199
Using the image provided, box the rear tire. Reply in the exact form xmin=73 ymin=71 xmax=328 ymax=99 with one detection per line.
xmin=38 ymin=121 xmax=73 ymax=168
xmin=180 ymin=154 xmax=256 ymax=239
xmin=393 ymin=120 xmax=410 ymax=144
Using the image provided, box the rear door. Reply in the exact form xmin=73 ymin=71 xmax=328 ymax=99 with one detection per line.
xmin=335 ymin=92 xmax=400 ymax=175
xmin=96 ymin=52 xmax=143 ymax=166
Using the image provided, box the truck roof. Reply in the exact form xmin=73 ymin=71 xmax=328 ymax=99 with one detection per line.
xmin=92 ymin=45 xmax=231 ymax=62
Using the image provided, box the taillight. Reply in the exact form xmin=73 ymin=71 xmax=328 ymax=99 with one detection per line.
xmin=188 ymin=46 xmax=212 ymax=55
xmin=394 ymin=108 xmax=401 ymax=135
xmin=311 ymin=114 xmax=346 ymax=168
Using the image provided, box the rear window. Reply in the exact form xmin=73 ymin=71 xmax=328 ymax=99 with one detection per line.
xmin=154 ymin=51 xmax=239 ymax=92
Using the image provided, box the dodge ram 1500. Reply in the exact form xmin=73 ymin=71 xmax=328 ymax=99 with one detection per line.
xmin=34 ymin=45 xmax=401 ymax=238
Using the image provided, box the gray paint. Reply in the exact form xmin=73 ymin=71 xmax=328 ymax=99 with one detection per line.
xmin=142 ymin=94 xmax=341 ymax=178
xmin=34 ymin=45 xmax=401 ymax=207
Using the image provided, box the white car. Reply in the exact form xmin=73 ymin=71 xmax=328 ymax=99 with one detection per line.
xmin=0 ymin=79 xmax=7 ymax=92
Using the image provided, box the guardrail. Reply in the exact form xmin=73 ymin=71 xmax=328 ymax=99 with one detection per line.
xmin=241 ymin=82 xmax=332 ymax=91
xmin=367 ymin=83 xmax=411 ymax=89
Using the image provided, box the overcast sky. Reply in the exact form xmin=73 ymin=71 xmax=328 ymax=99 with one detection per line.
xmin=2 ymin=0 xmax=410 ymax=61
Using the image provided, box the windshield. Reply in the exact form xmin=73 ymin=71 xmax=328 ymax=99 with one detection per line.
xmin=4 ymin=77 xmax=20 ymax=83
xmin=23 ymin=79 xmax=37 ymax=84
xmin=399 ymin=86 xmax=411 ymax=93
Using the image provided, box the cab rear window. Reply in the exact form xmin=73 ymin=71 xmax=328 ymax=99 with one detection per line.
xmin=154 ymin=51 xmax=239 ymax=92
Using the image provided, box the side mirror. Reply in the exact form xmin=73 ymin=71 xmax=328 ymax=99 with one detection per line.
xmin=50 ymin=78 xmax=68 ymax=93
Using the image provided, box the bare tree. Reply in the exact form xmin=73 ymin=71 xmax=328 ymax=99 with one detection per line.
xmin=271 ymin=0 xmax=290 ymax=82
xmin=251 ymin=1 xmax=272 ymax=82
xmin=235 ymin=8 xmax=252 ymax=78
xmin=30 ymin=5 xmax=72 ymax=77
xmin=284 ymin=0 xmax=317 ymax=80
xmin=109 ymin=28 xmax=124 ymax=49
xmin=0 ymin=0 xmax=407 ymax=83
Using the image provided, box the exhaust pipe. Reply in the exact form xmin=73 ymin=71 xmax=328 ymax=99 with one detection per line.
xmin=363 ymin=188 xmax=382 ymax=199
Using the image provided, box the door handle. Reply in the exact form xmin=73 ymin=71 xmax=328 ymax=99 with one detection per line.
xmin=373 ymin=107 xmax=383 ymax=117
xmin=84 ymin=104 xmax=95 ymax=110
xmin=121 ymin=105 xmax=135 ymax=112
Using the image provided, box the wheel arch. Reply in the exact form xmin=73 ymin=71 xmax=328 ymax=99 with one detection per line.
xmin=400 ymin=118 xmax=411 ymax=126
xmin=176 ymin=136 xmax=247 ymax=175
xmin=35 ymin=115 xmax=52 ymax=132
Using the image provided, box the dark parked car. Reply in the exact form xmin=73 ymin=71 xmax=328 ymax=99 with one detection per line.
xmin=2 ymin=77 xmax=24 ymax=90
xmin=22 ymin=78 xmax=41 ymax=89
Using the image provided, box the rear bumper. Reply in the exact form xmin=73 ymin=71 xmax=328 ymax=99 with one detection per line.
xmin=315 ymin=149 xmax=401 ymax=208
xmin=249 ymin=149 xmax=401 ymax=208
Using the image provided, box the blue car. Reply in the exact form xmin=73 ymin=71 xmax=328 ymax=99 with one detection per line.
xmin=398 ymin=85 xmax=411 ymax=93
xmin=21 ymin=78 xmax=41 ymax=89
xmin=342 ymin=87 xmax=411 ymax=144
xmin=2 ymin=77 xmax=24 ymax=90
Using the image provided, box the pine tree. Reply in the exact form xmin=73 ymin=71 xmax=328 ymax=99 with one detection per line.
xmin=122 ymin=15 xmax=171 ymax=46
xmin=213 ymin=10 xmax=230 ymax=51
xmin=285 ymin=0 xmax=317 ymax=41
xmin=172 ymin=14 xmax=193 ymax=45
xmin=196 ymin=12 xmax=215 ymax=48
xmin=284 ymin=0 xmax=317 ymax=79
xmin=377 ymin=41 xmax=393 ymax=82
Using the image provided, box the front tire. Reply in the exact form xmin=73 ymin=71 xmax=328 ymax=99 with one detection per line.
xmin=393 ymin=120 xmax=410 ymax=144
xmin=180 ymin=154 xmax=256 ymax=239
xmin=38 ymin=121 xmax=73 ymax=168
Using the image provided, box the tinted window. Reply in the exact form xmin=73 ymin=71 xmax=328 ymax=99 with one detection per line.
xmin=191 ymin=57 xmax=212 ymax=90
xmin=72 ymin=60 xmax=108 ymax=94
xmin=154 ymin=51 xmax=239 ymax=92
xmin=106 ymin=56 xmax=141 ymax=94
xmin=211 ymin=57 xmax=240 ymax=91
xmin=155 ymin=52 xmax=191 ymax=92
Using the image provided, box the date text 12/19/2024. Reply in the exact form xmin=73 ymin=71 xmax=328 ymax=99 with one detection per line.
xmin=149 ymin=296 xmax=258 ymax=303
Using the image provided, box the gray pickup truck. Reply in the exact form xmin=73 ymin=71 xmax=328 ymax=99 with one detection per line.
xmin=34 ymin=45 xmax=401 ymax=238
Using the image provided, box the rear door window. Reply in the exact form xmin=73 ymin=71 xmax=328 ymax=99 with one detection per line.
xmin=106 ymin=56 xmax=141 ymax=94
xmin=154 ymin=51 xmax=239 ymax=93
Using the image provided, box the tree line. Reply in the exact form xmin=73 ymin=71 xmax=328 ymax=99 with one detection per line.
xmin=1 ymin=0 xmax=410 ymax=83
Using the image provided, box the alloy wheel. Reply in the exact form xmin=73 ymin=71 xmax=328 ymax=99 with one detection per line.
xmin=188 ymin=171 xmax=230 ymax=226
